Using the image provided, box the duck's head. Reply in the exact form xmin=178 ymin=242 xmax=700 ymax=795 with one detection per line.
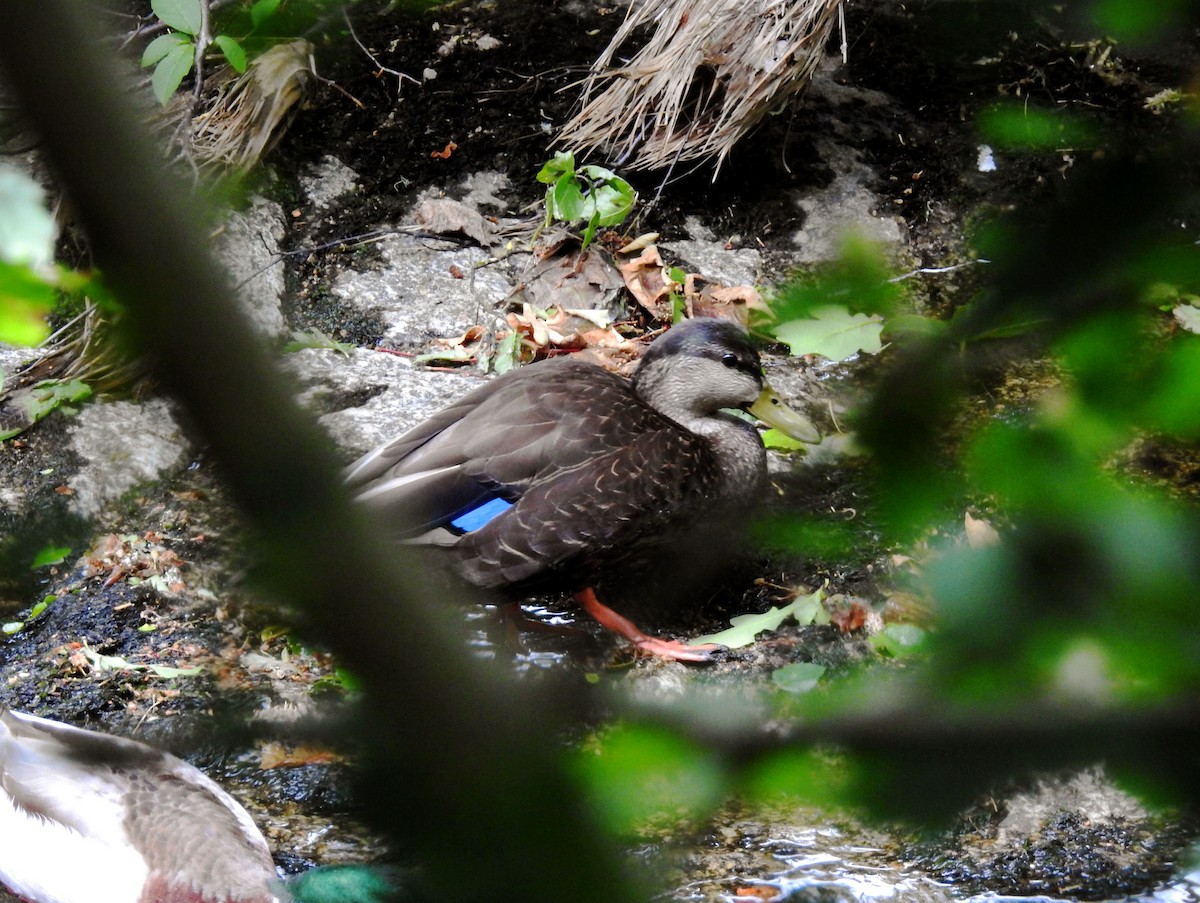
xmin=633 ymin=318 xmax=819 ymax=441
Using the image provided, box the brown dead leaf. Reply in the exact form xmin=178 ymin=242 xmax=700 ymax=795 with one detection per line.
xmin=515 ymin=244 xmax=626 ymax=311
xmin=414 ymin=198 xmax=497 ymax=247
xmin=692 ymin=283 xmax=770 ymax=324
xmin=616 ymin=232 xmax=660 ymax=254
xmin=618 ymin=246 xmax=674 ymax=319
xmin=433 ymin=324 xmax=485 ymax=348
xmin=829 ymin=595 xmax=880 ymax=633
xmin=259 ymin=741 xmax=340 ymax=769
xmin=733 ymin=887 xmax=782 ymax=902
xmin=964 ymin=512 xmax=1001 ymax=548
xmin=429 ymin=140 xmax=457 ymax=159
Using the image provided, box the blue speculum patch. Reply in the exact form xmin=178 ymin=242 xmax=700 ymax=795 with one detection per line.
xmin=451 ymin=496 xmax=514 ymax=532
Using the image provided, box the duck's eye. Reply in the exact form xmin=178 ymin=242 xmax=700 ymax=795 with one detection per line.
xmin=721 ymin=353 xmax=739 ymax=368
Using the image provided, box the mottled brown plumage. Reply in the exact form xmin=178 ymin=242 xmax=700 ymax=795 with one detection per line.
xmin=346 ymin=318 xmax=816 ymax=660
xmin=0 ymin=709 xmax=278 ymax=903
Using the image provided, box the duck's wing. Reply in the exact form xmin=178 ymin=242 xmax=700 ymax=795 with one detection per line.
xmin=0 ymin=709 xmax=276 ymax=903
xmin=457 ymin=424 xmax=723 ymax=587
xmin=347 ymin=359 xmax=660 ymax=534
xmin=0 ymin=708 xmax=161 ymax=839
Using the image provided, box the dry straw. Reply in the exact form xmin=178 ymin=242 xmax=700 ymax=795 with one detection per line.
xmin=190 ymin=39 xmax=314 ymax=171
xmin=559 ymin=0 xmax=842 ymax=173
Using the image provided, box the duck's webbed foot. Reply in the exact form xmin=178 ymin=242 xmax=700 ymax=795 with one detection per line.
xmin=573 ymin=588 xmax=724 ymax=663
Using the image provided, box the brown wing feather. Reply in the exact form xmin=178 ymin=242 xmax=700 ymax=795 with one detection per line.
xmin=348 ymin=358 xmax=684 ymax=532
xmin=457 ymin=426 xmax=725 ymax=588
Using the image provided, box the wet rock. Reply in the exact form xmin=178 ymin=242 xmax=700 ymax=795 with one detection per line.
xmin=914 ymin=767 xmax=1196 ymax=900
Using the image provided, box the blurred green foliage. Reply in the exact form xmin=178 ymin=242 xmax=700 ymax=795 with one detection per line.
xmin=577 ymin=0 xmax=1200 ymax=837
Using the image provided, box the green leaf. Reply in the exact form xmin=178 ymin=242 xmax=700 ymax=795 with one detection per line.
xmin=549 ymin=176 xmax=588 ymax=222
xmin=213 ymin=35 xmax=247 ymax=73
xmin=28 ymin=594 xmax=55 ymax=619
xmin=1091 ymin=0 xmax=1187 ymax=41
xmin=536 ymin=151 xmax=575 ymax=185
xmin=774 ymin=306 xmax=885 ymax=360
xmin=745 ymin=747 xmax=858 ymax=808
xmin=283 ymin=329 xmax=355 ymax=356
xmin=1145 ymin=339 xmax=1200 ymax=439
xmin=762 ymin=428 xmax=807 ymax=451
xmin=250 ymin=0 xmax=281 ymax=27
xmin=141 ymin=32 xmax=189 ymax=67
xmin=574 ymin=724 xmax=724 ymax=836
xmin=31 ymin=545 xmax=71 ymax=568
xmin=586 ymin=176 xmax=635 ymax=227
xmin=772 ymin=661 xmax=827 ymax=693
xmin=693 ymin=590 xmax=824 ymax=648
xmin=2 ymin=622 xmax=22 ymax=635
xmin=773 ymin=236 xmax=901 ymax=321
xmin=537 ymin=153 xmax=635 ymax=250
xmin=151 ymin=0 xmax=202 ymax=35
xmin=871 ymin=623 xmax=927 ymax=657
xmin=24 ymin=379 xmax=92 ymax=422
xmin=490 ymin=331 xmax=522 ymax=375
xmin=0 ymin=261 xmax=53 ymax=346
xmin=80 ymin=643 xmax=202 ymax=678
xmin=580 ymin=209 xmax=601 ymax=251
xmin=152 ymin=41 xmax=195 ymax=105
xmin=146 ymin=663 xmax=203 ymax=678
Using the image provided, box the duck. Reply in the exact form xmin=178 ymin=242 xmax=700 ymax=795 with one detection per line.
xmin=0 ymin=708 xmax=394 ymax=903
xmin=345 ymin=317 xmax=817 ymax=662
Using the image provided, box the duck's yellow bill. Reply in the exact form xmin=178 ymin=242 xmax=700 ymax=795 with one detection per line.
xmin=749 ymin=386 xmax=820 ymax=444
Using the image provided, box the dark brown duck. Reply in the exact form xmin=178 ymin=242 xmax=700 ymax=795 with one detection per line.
xmin=345 ymin=317 xmax=816 ymax=661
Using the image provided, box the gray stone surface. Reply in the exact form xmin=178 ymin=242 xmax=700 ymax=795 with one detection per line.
xmin=660 ymin=239 xmax=764 ymax=288
xmin=66 ymin=397 xmax=190 ymax=517
xmin=215 ymin=196 xmax=287 ymax=339
xmin=332 ymin=233 xmax=517 ymax=349
xmin=284 ymin=346 xmax=484 ymax=457
xmin=790 ymin=138 xmax=906 ymax=264
xmin=300 ymin=155 xmax=360 ymax=210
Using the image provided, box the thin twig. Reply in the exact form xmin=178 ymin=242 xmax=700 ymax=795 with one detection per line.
xmin=192 ymin=0 xmax=212 ymax=109
xmin=889 ymin=259 xmax=992 ymax=282
xmin=343 ymin=8 xmax=419 ymax=95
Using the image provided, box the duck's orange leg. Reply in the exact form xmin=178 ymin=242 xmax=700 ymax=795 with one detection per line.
xmin=573 ymin=588 xmax=723 ymax=663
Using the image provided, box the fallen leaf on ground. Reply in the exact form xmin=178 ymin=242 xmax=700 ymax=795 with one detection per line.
xmin=692 ymin=282 xmax=770 ymax=323
xmin=693 ymin=589 xmax=824 ymax=648
xmin=829 ymin=598 xmax=875 ymax=633
xmin=259 ymin=742 xmax=340 ymax=769
xmin=772 ymin=661 xmax=826 ymax=693
xmin=1173 ymin=303 xmax=1200 ymax=334
xmin=733 ymin=886 xmax=782 ymax=902
xmin=517 ymin=244 xmax=625 ymax=311
xmin=618 ymin=245 xmax=673 ymax=320
xmin=415 ymin=198 xmax=497 ymax=246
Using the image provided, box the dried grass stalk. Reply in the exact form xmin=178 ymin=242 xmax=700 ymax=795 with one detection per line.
xmin=191 ymin=39 xmax=314 ymax=170
xmin=558 ymin=0 xmax=841 ymax=172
